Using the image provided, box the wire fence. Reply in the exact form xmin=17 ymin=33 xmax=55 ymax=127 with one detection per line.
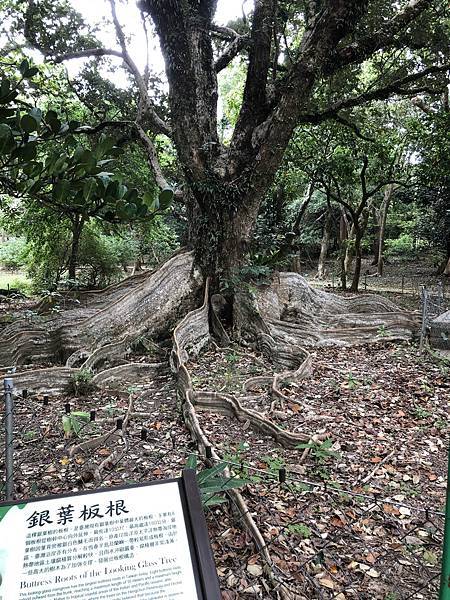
xmin=1 ymin=381 xmax=446 ymax=599
xmin=420 ymin=282 xmax=449 ymax=352
xmin=324 ymin=272 xmax=449 ymax=300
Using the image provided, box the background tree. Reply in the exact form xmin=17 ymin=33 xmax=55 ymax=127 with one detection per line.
xmin=0 ymin=61 xmax=173 ymax=285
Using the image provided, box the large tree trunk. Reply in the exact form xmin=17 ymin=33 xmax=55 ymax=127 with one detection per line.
xmin=143 ymin=1 xmax=370 ymax=285
xmin=68 ymin=217 xmax=84 ymax=281
xmin=189 ymin=191 xmax=262 ymax=287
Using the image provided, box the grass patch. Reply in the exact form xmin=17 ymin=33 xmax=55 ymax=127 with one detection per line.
xmin=0 ymin=271 xmax=32 ymax=295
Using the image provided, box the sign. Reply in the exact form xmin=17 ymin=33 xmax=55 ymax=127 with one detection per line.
xmin=0 ymin=471 xmax=221 ymax=599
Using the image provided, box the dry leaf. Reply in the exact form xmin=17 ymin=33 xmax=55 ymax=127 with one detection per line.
xmin=247 ymin=564 xmax=263 ymax=577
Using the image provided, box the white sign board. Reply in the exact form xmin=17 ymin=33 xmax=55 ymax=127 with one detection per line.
xmin=0 ymin=481 xmax=201 ymax=599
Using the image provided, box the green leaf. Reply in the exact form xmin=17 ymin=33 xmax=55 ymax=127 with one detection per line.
xmin=45 ymin=110 xmax=58 ymax=121
xmin=19 ymin=59 xmax=30 ymax=75
xmin=143 ymin=191 xmax=157 ymax=209
xmin=52 ymin=179 xmax=71 ymax=202
xmin=136 ymin=204 xmax=148 ymax=218
xmin=83 ymin=178 xmax=97 ymax=202
xmin=94 ymin=135 xmax=115 ymax=159
xmin=0 ymin=90 xmax=18 ymax=105
xmin=186 ymin=454 xmax=197 ymax=470
xmin=24 ymin=67 xmax=39 ymax=78
xmin=23 ymin=160 xmax=43 ymax=176
xmin=106 ymin=180 xmax=120 ymax=198
xmin=125 ymin=188 xmax=138 ymax=204
xmin=20 ymin=114 xmax=38 ymax=134
xmin=29 ymin=107 xmax=43 ymax=124
xmin=49 ymin=117 xmax=62 ymax=134
xmin=78 ymin=149 xmax=96 ymax=171
xmin=71 ymin=411 xmax=90 ymax=421
xmin=0 ymin=123 xmax=15 ymax=155
xmin=202 ymin=495 xmax=228 ymax=507
xmin=13 ymin=142 xmax=37 ymax=162
xmin=197 ymin=462 xmax=228 ymax=485
xmin=159 ymin=187 xmax=174 ymax=209
xmin=0 ymin=78 xmax=11 ymax=98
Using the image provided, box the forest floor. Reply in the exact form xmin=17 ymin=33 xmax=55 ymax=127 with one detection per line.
xmin=0 ymin=256 xmax=449 ymax=599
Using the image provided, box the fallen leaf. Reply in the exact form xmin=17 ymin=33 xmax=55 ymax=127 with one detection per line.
xmin=247 ymin=564 xmax=263 ymax=577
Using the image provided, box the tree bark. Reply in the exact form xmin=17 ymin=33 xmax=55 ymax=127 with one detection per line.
xmin=444 ymin=257 xmax=450 ymax=276
xmin=377 ymin=184 xmax=393 ymax=276
xmin=350 ymin=229 xmax=363 ymax=292
xmin=68 ymin=217 xmax=84 ymax=281
xmin=339 ymin=211 xmax=348 ymax=290
xmin=344 ymin=223 xmax=355 ymax=276
xmin=317 ymin=200 xmax=332 ymax=279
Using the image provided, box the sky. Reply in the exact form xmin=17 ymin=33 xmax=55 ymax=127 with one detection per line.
xmin=67 ymin=0 xmax=254 ymax=85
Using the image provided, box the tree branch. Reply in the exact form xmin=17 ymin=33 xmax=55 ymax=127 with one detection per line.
xmin=323 ymin=0 xmax=433 ymax=74
xmin=135 ymin=123 xmax=170 ymax=190
xmin=215 ymin=34 xmax=252 ymax=72
xmin=299 ymin=63 xmax=450 ymax=125
xmin=108 ymin=0 xmax=171 ymax=138
xmin=53 ymin=48 xmax=123 ymax=62
xmin=232 ymin=0 xmax=276 ymax=143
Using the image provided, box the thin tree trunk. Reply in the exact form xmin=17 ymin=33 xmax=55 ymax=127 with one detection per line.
xmin=377 ymin=184 xmax=393 ymax=276
xmin=444 ymin=257 xmax=450 ymax=276
xmin=350 ymin=230 xmax=363 ymax=292
xmin=350 ymin=207 xmax=370 ymax=292
xmin=317 ymin=200 xmax=331 ymax=279
xmin=68 ymin=217 xmax=84 ymax=281
xmin=339 ymin=211 xmax=348 ymax=290
xmin=344 ymin=223 xmax=355 ymax=276
xmin=131 ymin=257 xmax=142 ymax=275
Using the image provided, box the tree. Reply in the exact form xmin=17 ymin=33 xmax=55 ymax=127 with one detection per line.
xmin=0 ymin=62 xmax=173 ymax=281
xmin=17 ymin=0 xmax=449 ymax=293
xmin=410 ymin=89 xmax=450 ymax=274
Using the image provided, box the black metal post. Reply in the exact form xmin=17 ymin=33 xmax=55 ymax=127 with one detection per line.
xmin=4 ymin=377 xmax=14 ymax=501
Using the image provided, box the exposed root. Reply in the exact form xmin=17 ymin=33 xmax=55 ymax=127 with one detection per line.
xmin=69 ymin=429 xmax=120 ymax=457
xmin=0 ymin=250 xmax=200 ymax=368
xmin=91 ymin=362 xmax=165 ymax=390
xmin=244 ymin=272 xmax=419 ymax=348
xmin=192 ymin=391 xmax=314 ymax=447
xmin=7 ymin=367 xmax=78 ymax=396
xmin=171 ymin=281 xmax=324 ymax=600
xmin=93 ymin=394 xmax=134 ymax=481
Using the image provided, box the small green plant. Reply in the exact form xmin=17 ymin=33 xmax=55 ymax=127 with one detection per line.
xmin=225 ymin=351 xmax=239 ymax=365
xmin=412 ymin=404 xmax=432 ymax=420
xmin=296 ymin=439 xmax=340 ymax=464
xmin=287 ymin=523 xmax=311 ymax=538
xmin=69 ymin=368 xmax=94 ymax=395
xmin=62 ymin=411 xmax=90 ymax=437
xmin=344 ymin=372 xmax=360 ymax=390
xmin=433 ymin=417 xmax=448 ymax=430
xmin=261 ymin=454 xmax=285 ymax=474
xmin=185 ymin=455 xmax=249 ymax=507
xmin=377 ymin=324 xmax=387 ymax=337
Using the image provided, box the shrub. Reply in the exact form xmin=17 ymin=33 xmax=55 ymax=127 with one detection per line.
xmin=0 ymin=237 xmax=27 ymax=270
